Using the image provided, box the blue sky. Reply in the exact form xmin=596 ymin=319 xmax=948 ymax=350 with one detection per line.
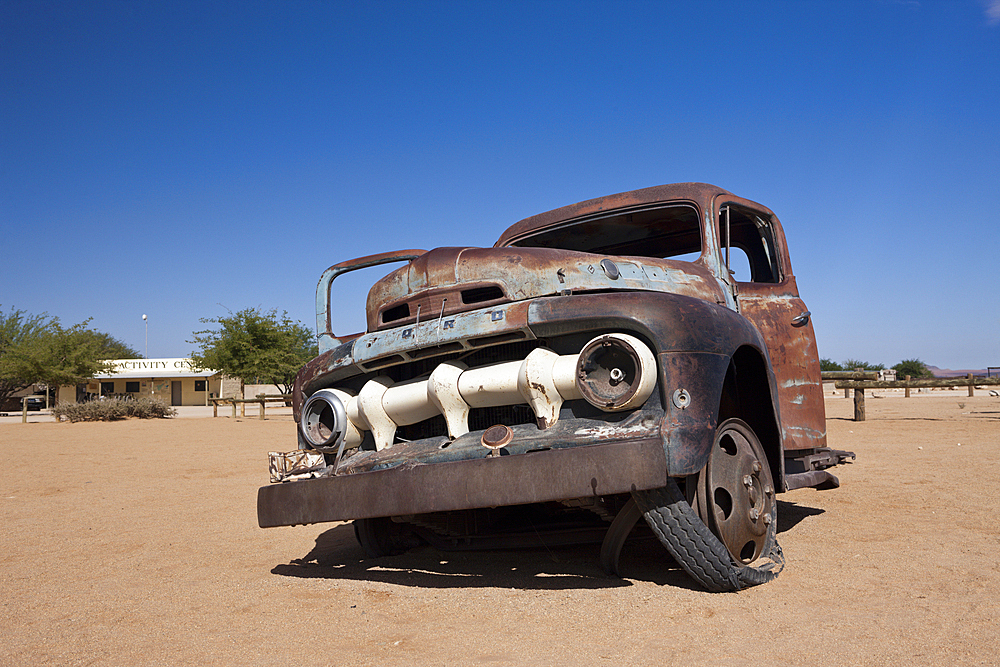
xmin=3 ymin=0 xmax=998 ymax=370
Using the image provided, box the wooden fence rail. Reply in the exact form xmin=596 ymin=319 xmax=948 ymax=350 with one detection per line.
xmin=820 ymin=371 xmax=879 ymax=380
xmin=210 ymin=394 xmax=292 ymax=420
xmin=830 ymin=374 xmax=1000 ymax=421
xmin=821 ymin=370 xmax=878 ymax=398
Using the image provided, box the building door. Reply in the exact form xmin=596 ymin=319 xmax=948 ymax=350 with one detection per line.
xmin=171 ymin=381 xmax=183 ymax=406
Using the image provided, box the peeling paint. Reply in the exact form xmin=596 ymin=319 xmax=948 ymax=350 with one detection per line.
xmin=785 ymin=425 xmax=826 ymax=438
xmin=574 ymin=423 xmax=654 ymax=439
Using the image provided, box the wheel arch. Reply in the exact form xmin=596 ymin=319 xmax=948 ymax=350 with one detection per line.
xmin=720 ymin=345 xmax=784 ymax=490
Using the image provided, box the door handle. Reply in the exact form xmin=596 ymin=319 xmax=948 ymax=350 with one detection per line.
xmin=791 ymin=311 xmax=811 ymax=327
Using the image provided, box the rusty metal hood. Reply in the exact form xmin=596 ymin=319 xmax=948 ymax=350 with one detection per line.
xmin=365 ymin=245 xmax=722 ymax=332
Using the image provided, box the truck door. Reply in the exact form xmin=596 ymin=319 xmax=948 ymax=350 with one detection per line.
xmin=717 ymin=199 xmax=827 ymax=452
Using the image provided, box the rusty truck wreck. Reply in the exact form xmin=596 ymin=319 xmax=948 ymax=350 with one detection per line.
xmin=258 ymin=183 xmax=853 ymax=591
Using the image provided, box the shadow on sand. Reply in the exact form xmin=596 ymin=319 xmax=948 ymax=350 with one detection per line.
xmin=271 ymin=500 xmax=825 ymax=591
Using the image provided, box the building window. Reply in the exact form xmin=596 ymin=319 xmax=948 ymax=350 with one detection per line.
xmin=194 ymin=380 xmax=206 ymax=392
xmin=126 ymin=381 xmax=140 ymax=393
xmin=101 ymin=382 xmax=114 ymax=396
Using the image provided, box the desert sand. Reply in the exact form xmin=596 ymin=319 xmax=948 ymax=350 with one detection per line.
xmin=2 ymin=392 xmax=998 ymax=666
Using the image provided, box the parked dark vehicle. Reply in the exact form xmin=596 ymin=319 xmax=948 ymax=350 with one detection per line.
xmin=23 ymin=395 xmax=46 ymax=411
xmin=258 ymin=183 xmax=853 ymax=591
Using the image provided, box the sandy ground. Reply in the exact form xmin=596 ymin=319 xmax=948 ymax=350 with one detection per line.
xmin=2 ymin=392 xmax=998 ymax=666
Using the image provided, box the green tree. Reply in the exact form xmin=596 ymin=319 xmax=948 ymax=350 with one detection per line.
xmin=842 ymin=358 xmax=885 ymax=371
xmin=189 ymin=308 xmax=318 ymax=396
xmin=820 ymin=358 xmax=844 ymax=372
xmin=0 ymin=306 xmax=56 ymax=406
xmin=82 ymin=330 xmax=140 ymax=360
xmin=0 ymin=306 xmax=120 ymax=406
xmin=29 ymin=321 xmax=119 ymax=387
xmin=893 ymin=358 xmax=933 ymax=379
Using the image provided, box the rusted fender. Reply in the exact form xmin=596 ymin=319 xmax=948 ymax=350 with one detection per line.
xmin=526 ymin=291 xmax=782 ymax=477
xmin=293 ymin=341 xmax=352 ymax=422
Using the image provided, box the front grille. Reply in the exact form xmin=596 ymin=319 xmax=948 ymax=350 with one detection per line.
xmin=392 ymin=340 xmax=543 ymax=442
xmin=396 ymin=403 xmax=539 ymax=443
xmin=397 ymin=415 xmax=448 ymax=442
xmin=470 ymin=403 xmax=537 ymax=431
xmin=461 ymin=339 xmax=541 ymax=366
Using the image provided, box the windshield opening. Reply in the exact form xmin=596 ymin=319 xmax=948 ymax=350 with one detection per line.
xmin=508 ymin=203 xmax=702 ymax=260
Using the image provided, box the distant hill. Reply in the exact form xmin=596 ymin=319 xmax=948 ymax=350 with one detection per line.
xmin=927 ymin=365 xmax=991 ymax=378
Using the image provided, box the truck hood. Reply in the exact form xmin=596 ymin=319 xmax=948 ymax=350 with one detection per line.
xmin=364 ymin=246 xmax=722 ymax=332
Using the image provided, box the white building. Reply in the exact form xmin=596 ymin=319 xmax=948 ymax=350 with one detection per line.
xmin=84 ymin=358 xmax=222 ymax=406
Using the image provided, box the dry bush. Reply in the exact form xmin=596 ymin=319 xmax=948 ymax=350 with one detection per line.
xmin=53 ymin=397 xmax=177 ymax=422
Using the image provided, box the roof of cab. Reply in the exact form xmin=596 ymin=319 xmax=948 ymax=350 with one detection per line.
xmin=494 ymin=182 xmax=733 ymax=248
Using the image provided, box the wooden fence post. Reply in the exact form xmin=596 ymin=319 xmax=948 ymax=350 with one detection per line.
xmin=258 ymin=394 xmax=266 ymax=420
xmin=232 ymin=400 xmax=237 ymax=419
xmin=968 ymin=373 xmax=975 ymax=397
xmin=847 ymin=368 xmax=861 ymax=398
xmin=854 ymin=388 xmax=866 ymax=421
xmin=905 ymin=375 xmax=911 ymax=398
xmin=22 ymin=400 xmax=28 ymax=423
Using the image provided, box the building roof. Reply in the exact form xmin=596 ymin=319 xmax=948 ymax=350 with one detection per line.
xmin=91 ymin=358 xmax=219 ymax=380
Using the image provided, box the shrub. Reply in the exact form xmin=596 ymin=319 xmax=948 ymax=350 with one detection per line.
xmin=126 ymin=396 xmax=177 ymax=419
xmin=841 ymin=358 xmax=885 ymax=371
xmin=53 ymin=397 xmax=177 ymax=422
xmin=820 ymin=358 xmax=844 ymax=372
xmin=893 ymin=358 xmax=933 ymax=379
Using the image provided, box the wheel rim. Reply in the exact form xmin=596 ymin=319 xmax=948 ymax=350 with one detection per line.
xmin=699 ymin=419 xmax=775 ymax=564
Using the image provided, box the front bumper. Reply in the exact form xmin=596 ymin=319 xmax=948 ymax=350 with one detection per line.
xmin=257 ymin=436 xmax=668 ymax=528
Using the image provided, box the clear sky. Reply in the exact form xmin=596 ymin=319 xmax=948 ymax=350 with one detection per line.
xmin=3 ymin=1 xmax=999 ymax=370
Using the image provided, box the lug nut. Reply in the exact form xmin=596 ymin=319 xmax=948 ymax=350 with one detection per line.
xmin=764 ymin=485 xmax=773 ymax=496
xmin=752 ymin=461 xmax=762 ymax=474
xmin=749 ymin=508 xmax=760 ymax=521
xmin=743 ymin=475 xmax=753 ymax=487
xmin=763 ymin=513 xmax=772 ymax=526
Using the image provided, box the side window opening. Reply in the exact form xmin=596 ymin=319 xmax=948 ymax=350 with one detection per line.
xmin=720 ymin=205 xmax=781 ymax=283
xmin=727 ymin=246 xmax=753 ymax=281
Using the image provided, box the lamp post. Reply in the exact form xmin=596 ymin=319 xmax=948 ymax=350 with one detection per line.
xmin=142 ymin=314 xmax=148 ymax=359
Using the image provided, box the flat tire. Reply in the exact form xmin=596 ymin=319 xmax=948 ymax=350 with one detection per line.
xmin=632 ymin=419 xmax=783 ymax=591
